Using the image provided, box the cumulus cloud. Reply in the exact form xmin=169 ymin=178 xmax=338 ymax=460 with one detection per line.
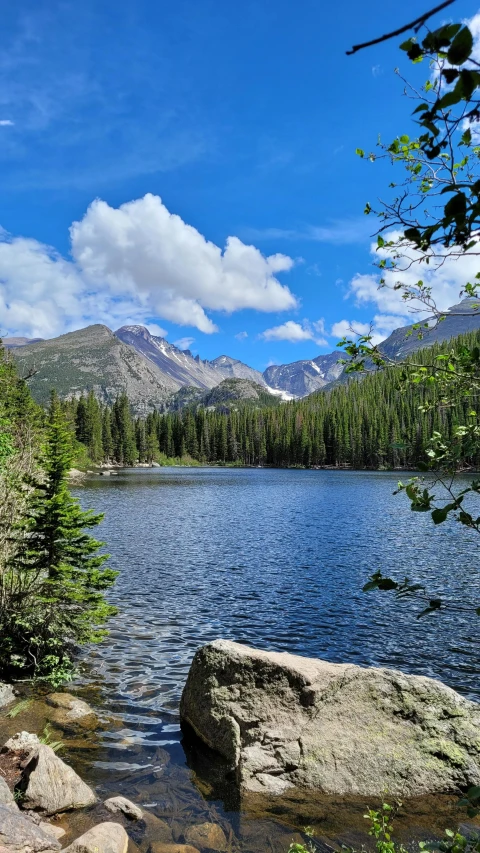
xmin=0 ymin=120 xmax=14 ymax=126
xmin=235 ymin=331 xmax=248 ymax=340
xmin=71 ymin=194 xmax=297 ymax=334
xmin=174 ymin=336 xmax=195 ymax=350
xmin=333 ymin=232 xmax=479 ymax=344
xmin=260 ymin=319 xmax=327 ymax=345
xmin=0 ymin=194 xmax=298 ymax=339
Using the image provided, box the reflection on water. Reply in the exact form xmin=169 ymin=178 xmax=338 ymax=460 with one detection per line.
xmin=28 ymin=468 xmax=480 ymax=849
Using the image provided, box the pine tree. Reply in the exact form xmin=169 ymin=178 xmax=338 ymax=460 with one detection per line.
xmin=2 ymin=393 xmax=117 ymax=684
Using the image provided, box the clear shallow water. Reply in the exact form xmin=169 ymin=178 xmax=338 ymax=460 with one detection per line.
xmin=65 ymin=468 xmax=480 ymax=849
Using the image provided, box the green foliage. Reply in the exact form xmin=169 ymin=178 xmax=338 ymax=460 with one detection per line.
xmin=6 ymin=698 xmax=32 ymax=718
xmin=364 ymin=803 xmax=408 ymax=853
xmin=0 ymin=389 xmax=118 ymax=685
xmin=288 ymin=803 xmax=480 ymax=853
xmin=344 ymin=11 xmax=480 ymax=623
xmin=38 ymin=723 xmax=64 ymax=752
xmin=288 ymin=826 xmax=315 ymax=853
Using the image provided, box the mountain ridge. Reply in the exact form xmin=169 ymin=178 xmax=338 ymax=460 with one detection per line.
xmin=8 ymin=300 xmax=480 ymax=411
xmin=11 ymin=324 xmax=176 ymax=413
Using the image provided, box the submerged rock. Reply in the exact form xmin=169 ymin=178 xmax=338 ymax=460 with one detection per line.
xmin=148 ymin=846 xmax=199 ymax=853
xmin=180 ymin=640 xmax=480 ymax=798
xmin=0 ymin=803 xmax=60 ymax=852
xmin=104 ymin=795 xmax=143 ymax=820
xmin=39 ymin=823 xmax=66 ymax=841
xmin=183 ymin=822 xmax=227 ymax=851
xmin=63 ymin=822 xmax=128 ymax=853
xmin=45 ymin=693 xmax=97 ymax=730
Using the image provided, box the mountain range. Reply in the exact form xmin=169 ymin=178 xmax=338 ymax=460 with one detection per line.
xmin=5 ymin=299 xmax=480 ymax=412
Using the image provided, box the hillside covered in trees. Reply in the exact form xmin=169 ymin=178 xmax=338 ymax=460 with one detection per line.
xmin=63 ymin=330 xmax=480 ymax=470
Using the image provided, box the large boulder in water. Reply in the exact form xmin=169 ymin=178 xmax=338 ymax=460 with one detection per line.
xmin=180 ymin=640 xmax=480 ymax=798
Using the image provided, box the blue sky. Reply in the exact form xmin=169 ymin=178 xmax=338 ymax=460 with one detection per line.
xmin=0 ymin=0 xmax=478 ymax=369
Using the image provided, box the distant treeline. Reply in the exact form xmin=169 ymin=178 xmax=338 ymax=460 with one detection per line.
xmin=62 ymin=330 xmax=480 ymax=470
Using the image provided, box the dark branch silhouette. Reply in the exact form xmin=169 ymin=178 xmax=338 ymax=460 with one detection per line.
xmin=346 ymin=0 xmax=455 ymax=55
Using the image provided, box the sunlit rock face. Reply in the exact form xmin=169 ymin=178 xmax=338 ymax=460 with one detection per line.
xmin=181 ymin=640 xmax=480 ymax=798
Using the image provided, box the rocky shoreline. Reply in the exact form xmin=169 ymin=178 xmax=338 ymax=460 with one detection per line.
xmin=0 ymin=687 xmax=232 ymax=853
xmin=2 ymin=642 xmax=480 ymax=853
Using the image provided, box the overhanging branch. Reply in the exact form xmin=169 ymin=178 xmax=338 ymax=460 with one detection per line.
xmin=346 ymin=0 xmax=456 ymax=55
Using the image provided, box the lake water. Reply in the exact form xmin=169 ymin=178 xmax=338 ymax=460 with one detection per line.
xmin=44 ymin=468 xmax=480 ymax=849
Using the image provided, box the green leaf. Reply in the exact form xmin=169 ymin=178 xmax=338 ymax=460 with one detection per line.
xmin=377 ymin=578 xmax=399 ymax=591
xmin=431 ymin=507 xmax=448 ymax=524
xmin=447 ymin=27 xmax=473 ymax=65
xmin=355 ymin=148 xmax=365 ymax=158
xmin=408 ymin=43 xmax=423 ymax=62
xmin=444 ymin=191 xmax=467 ymax=218
xmin=404 ymin=227 xmax=422 ymax=245
xmin=459 ymin=68 xmax=480 ymax=100
xmin=417 ymin=599 xmax=442 ymax=619
xmin=437 ymin=88 xmax=464 ymax=109
xmin=442 ymin=68 xmax=459 ymax=84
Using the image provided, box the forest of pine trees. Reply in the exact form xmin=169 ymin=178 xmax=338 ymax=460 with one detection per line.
xmin=63 ymin=330 xmax=480 ymax=471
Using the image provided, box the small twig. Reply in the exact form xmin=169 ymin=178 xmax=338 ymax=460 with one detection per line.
xmin=346 ymin=0 xmax=456 ymax=55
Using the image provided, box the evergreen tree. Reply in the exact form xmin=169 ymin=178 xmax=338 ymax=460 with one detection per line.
xmin=2 ymin=393 xmax=117 ymax=684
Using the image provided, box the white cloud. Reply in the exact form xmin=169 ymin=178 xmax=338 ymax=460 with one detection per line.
xmin=235 ymin=331 xmax=248 ymax=340
xmin=330 ymin=315 xmax=408 ymax=346
xmin=336 ymin=232 xmax=479 ymax=344
xmin=71 ymin=194 xmax=297 ymax=334
xmin=260 ymin=319 xmax=327 ymax=346
xmin=174 ymin=336 xmax=195 ymax=350
xmin=146 ymin=323 xmax=168 ymax=338
xmin=0 ymin=120 xmax=14 ymax=126
xmin=331 ymin=320 xmax=371 ymax=339
xmin=0 ymin=194 xmax=299 ymax=339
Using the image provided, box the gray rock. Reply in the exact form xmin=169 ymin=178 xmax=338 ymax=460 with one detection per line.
xmin=4 ymin=731 xmax=40 ymax=755
xmin=63 ymin=822 xmax=128 ymax=853
xmin=0 ymin=683 xmax=16 ymax=708
xmin=180 ymin=640 xmax=480 ymax=798
xmin=3 ymin=732 xmax=95 ymax=815
xmin=0 ymin=803 xmax=60 ymax=852
xmin=39 ymin=823 xmax=66 ymax=841
xmin=14 ymin=740 xmax=96 ymax=815
xmin=0 ymin=775 xmax=14 ymax=806
xmin=104 ymin=795 xmax=143 ymax=820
